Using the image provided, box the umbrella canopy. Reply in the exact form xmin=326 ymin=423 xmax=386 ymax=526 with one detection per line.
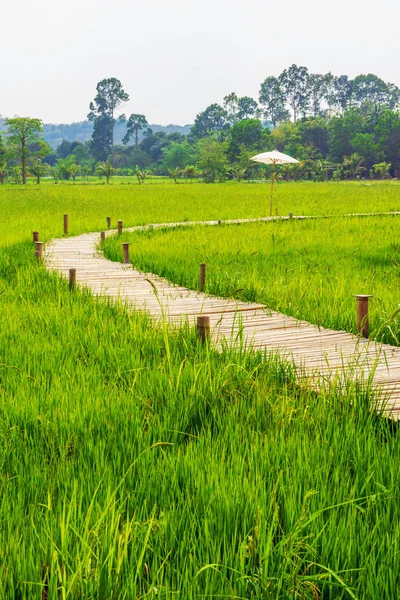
xmin=250 ymin=150 xmax=299 ymax=216
xmin=250 ymin=149 xmax=299 ymax=166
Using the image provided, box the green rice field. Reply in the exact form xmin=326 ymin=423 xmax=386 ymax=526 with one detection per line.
xmin=1 ymin=181 xmax=400 ymax=598
xmin=104 ymin=215 xmax=400 ymax=345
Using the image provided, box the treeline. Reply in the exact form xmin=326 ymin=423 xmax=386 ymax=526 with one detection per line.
xmin=1 ymin=66 xmax=400 ymax=184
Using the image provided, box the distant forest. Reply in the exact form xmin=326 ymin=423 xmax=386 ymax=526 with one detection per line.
xmin=1 ymin=64 xmax=400 ymax=184
xmin=0 ymin=118 xmax=192 ymax=149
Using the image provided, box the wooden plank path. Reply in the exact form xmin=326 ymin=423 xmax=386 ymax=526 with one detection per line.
xmin=44 ymin=218 xmax=400 ymax=420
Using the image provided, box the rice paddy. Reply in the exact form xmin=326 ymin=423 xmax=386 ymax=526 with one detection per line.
xmin=104 ymin=214 xmax=400 ymax=345
xmin=1 ymin=181 xmax=400 ymax=598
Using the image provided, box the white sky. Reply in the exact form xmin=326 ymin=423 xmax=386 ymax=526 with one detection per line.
xmin=1 ymin=0 xmax=399 ymax=125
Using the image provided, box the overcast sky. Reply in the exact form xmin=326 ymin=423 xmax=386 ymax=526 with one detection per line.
xmin=1 ymin=0 xmax=399 ymax=125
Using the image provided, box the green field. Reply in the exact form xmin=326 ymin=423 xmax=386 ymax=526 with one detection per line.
xmin=1 ymin=180 xmax=400 ymax=247
xmin=1 ymin=182 xmax=400 ymax=598
xmin=104 ymin=215 xmax=400 ymax=345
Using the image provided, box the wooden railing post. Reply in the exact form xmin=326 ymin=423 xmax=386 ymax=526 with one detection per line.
xmin=289 ymin=212 xmax=293 ymax=219
xmin=69 ymin=268 xmax=76 ymax=291
xmin=100 ymin=231 xmax=105 ymax=244
xmin=32 ymin=231 xmax=39 ymax=243
xmin=197 ymin=315 xmax=210 ymax=343
xmin=63 ymin=214 xmax=69 ymax=235
xmin=35 ymin=241 xmax=43 ymax=260
xmin=122 ymin=242 xmax=130 ymax=264
xmin=118 ymin=220 xmax=123 ymax=235
xmin=106 ymin=217 xmax=111 ymax=229
xmin=199 ymin=263 xmax=207 ymax=292
xmin=355 ymin=295 xmax=372 ymax=338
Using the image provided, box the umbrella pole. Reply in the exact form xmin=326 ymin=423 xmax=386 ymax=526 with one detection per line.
xmin=270 ymin=162 xmax=275 ymax=217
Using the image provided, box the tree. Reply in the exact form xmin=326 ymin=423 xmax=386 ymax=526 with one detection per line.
xmin=297 ymin=117 xmax=329 ymax=157
xmin=223 ymin=93 xmax=239 ymax=125
xmin=168 ymin=168 xmax=181 ymax=183
xmin=0 ymin=162 xmax=7 ymax=184
xmin=162 ymin=141 xmax=194 ymax=171
xmin=5 ymin=117 xmax=43 ymax=184
xmin=279 ymin=64 xmax=310 ymax=122
xmin=96 ymin=161 xmax=114 ymax=183
xmin=329 ymin=75 xmax=353 ymax=113
xmin=197 ymin=139 xmax=228 ymax=183
xmin=68 ymin=164 xmax=80 ymax=181
xmin=350 ymin=133 xmax=380 ymax=171
xmin=189 ymin=104 xmax=228 ymax=140
xmin=308 ymin=73 xmax=329 ymax=116
xmin=311 ymin=158 xmax=337 ymax=181
xmin=228 ymin=119 xmax=266 ymax=161
xmin=29 ymin=159 xmax=49 ymax=184
xmin=343 ymin=153 xmax=366 ymax=179
xmin=237 ymin=96 xmax=259 ymax=120
xmin=223 ymin=93 xmax=259 ymax=123
xmin=259 ymin=77 xmax=289 ymax=126
xmin=352 ymin=74 xmax=389 ymax=112
xmin=328 ymin=108 xmax=365 ymax=163
xmin=371 ymin=162 xmax=391 ymax=179
xmin=57 ymin=139 xmax=74 ymax=158
xmin=88 ymin=78 xmax=129 ymax=165
xmin=123 ymin=114 xmax=149 ymax=147
xmin=374 ymin=110 xmax=400 ymax=173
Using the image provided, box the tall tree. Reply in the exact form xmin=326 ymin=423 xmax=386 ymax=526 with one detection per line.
xmin=223 ymin=93 xmax=259 ymax=123
xmin=308 ymin=73 xmax=330 ymax=116
xmin=5 ymin=117 xmax=43 ymax=184
xmin=223 ymin=93 xmax=239 ymax=124
xmin=122 ymin=114 xmax=149 ymax=147
xmin=331 ymin=75 xmax=353 ymax=113
xmin=189 ymin=104 xmax=228 ymax=140
xmin=352 ymin=74 xmax=389 ymax=113
xmin=88 ymin=78 xmax=129 ymax=165
xmin=279 ymin=64 xmax=310 ymax=122
xmin=237 ymin=96 xmax=259 ymax=120
xmin=258 ymin=77 xmax=289 ymax=127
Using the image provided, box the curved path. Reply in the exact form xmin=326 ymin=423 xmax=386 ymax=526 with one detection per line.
xmin=44 ymin=216 xmax=400 ymax=420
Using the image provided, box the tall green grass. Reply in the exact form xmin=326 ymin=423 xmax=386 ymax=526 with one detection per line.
xmin=1 ymin=185 xmax=400 ymax=597
xmin=1 ymin=180 xmax=400 ymax=247
xmin=104 ymin=215 xmax=400 ymax=345
xmin=0 ymin=243 xmax=399 ymax=598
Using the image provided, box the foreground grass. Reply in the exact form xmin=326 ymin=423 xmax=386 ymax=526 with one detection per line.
xmin=104 ymin=215 xmax=400 ymax=345
xmin=1 ymin=180 xmax=400 ymax=247
xmin=0 ymin=240 xmax=399 ymax=598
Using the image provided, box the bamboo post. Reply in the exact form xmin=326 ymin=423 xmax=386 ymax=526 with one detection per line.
xmin=197 ymin=315 xmax=210 ymax=343
xmin=122 ymin=242 xmax=130 ymax=264
xmin=218 ymin=219 xmax=222 ymax=225
xmin=199 ymin=263 xmax=206 ymax=292
xmin=289 ymin=212 xmax=293 ymax=220
xmin=35 ymin=241 xmax=43 ymax=260
xmin=69 ymin=268 xmax=76 ymax=291
xmin=32 ymin=231 xmax=39 ymax=243
xmin=270 ymin=161 xmax=276 ymax=217
xmin=106 ymin=217 xmax=111 ymax=229
xmin=100 ymin=231 xmax=105 ymax=244
xmin=63 ymin=214 xmax=68 ymax=235
xmin=354 ymin=295 xmax=372 ymax=338
xmin=118 ymin=220 xmax=123 ymax=235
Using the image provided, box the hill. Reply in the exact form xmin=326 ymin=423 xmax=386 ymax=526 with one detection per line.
xmin=0 ymin=117 xmax=191 ymax=149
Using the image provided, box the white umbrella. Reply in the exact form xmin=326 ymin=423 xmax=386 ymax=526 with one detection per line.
xmin=250 ymin=150 xmax=299 ymax=217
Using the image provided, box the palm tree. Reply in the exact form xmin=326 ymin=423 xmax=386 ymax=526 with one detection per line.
xmin=96 ymin=161 xmax=114 ymax=184
xmin=29 ymin=159 xmax=49 ymax=184
xmin=312 ymin=159 xmax=338 ymax=182
xmin=343 ymin=154 xmax=366 ymax=179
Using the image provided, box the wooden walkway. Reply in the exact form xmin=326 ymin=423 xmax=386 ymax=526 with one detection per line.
xmin=44 ymin=219 xmax=400 ymax=420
